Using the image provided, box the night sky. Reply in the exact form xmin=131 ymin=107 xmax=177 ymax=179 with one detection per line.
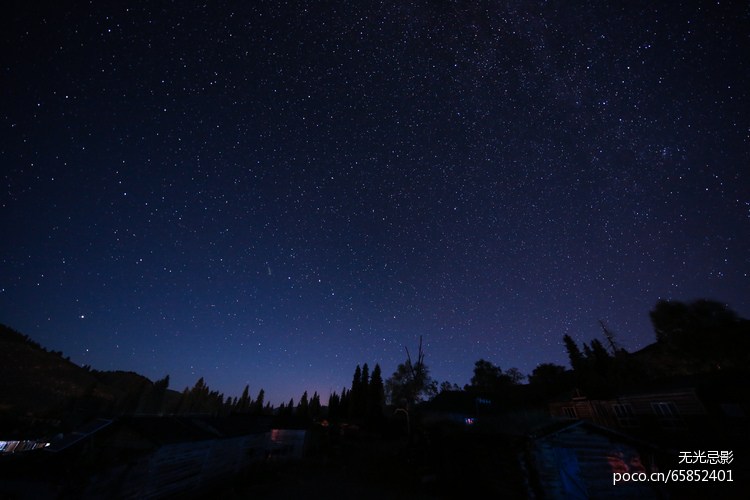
xmin=2 ymin=0 xmax=748 ymax=406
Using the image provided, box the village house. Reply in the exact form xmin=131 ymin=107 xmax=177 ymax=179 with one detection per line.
xmin=546 ymin=370 xmax=750 ymax=450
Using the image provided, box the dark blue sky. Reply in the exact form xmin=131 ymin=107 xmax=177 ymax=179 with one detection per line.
xmin=2 ymin=0 xmax=748 ymax=406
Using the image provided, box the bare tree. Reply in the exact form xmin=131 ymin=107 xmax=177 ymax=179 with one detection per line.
xmin=386 ymin=335 xmax=437 ymax=409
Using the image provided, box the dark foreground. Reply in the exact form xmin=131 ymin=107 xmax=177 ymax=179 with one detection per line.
xmin=198 ymin=431 xmax=526 ymax=500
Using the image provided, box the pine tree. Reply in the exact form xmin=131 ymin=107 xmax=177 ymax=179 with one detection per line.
xmin=359 ymin=363 xmax=370 ymax=417
xmin=176 ymin=387 xmax=190 ymax=414
xmin=285 ymin=398 xmax=294 ymax=416
xmin=238 ymin=385 xmax=251 ymax=413
xmin=212 ymin=391 xmax=224 ymax=415
xmin=297 ymin=391 xmax=309 ymax=417
xmin=368 ymin=364 xmax=385 ymax=421
xmin=309 ymin=391 xmax=321 ymax=419
xmin=339 ymin=388 xmax=349 ymax=419
xmin=328 ymin=391 xmax=340 ymax=419
xmin=582 ymin=342 xmax=593 ymax=361
xmin=185 ymin=377 xmax=211 ymax=413
xmin=143 ymin=374 xmax=170 ymax=414
xmin=589 ymin=338 xmax=612 ymax=376
xmin=563 ymin=334 xmax=585 ymax=372
xmin=349 ymin=365 xmax=362 ymax=418
xmin=252 ymin=389 xmax=265 ymax=415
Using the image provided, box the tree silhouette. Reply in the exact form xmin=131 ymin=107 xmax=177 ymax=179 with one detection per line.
xmin=237 ymin=384 xmax=251 ymax=413
xmin=588 ymin=339 xmax=611 ymax=377
xmin=348 ymin=365 xmax=362 ymax=418
xmin=174 ymin=377 xmax=220 ymax=414
xmin=327 ymin=391 xmax=341 ymax=419
xmin=439 ymin=381 xmax=461 ymax=393
xmin=528 ymin=363 xmax=572 ymax=399
xmin=529 ymin=363 xmax=566 ymax=383
xmin=284 ymin=397 xmax=294 ymax=416
xmin=464 ymin=359 xmax=522 ymax=394
xmin=339 ymin=388 xmax=349 ymax=418
xmin=563 ymin=334 xmax=585 ymax=372
xmin=367 ymin=364 xmax=385 ymax=420
xmin=385 ymin=336 xmax=437 ymax=409
xmin=359 ymin=363 xmax=370 ymax=417
xmin=297 ymin=391 xmax=309 ymax=417
xmin=650 ymin=299 xmax=750 ymax=371
xmin=142 ymin=374 xmax=169 ymax=414
xmin=309 ymin=391 xmax=321 ymax=419
xmin=251 ymin=389 xmax=265 ymax=415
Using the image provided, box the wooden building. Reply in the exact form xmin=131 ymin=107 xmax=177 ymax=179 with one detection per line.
xmin=548 ymin=387 xmax=706 ymax=432
xmin=548 ymin=370 xmax=750 ymax=441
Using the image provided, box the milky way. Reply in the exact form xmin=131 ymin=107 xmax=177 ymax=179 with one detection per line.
xmin=2 ymin=0 xmax=747 ymax=405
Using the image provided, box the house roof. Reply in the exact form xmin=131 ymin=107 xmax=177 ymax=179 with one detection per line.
xmin=528 ymin=419 xmax=668 ymax=453
xmin=548 ymin=369 xmax=750 ymax=404
xmin=46 ymin=418 xmax=112 ymax=452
